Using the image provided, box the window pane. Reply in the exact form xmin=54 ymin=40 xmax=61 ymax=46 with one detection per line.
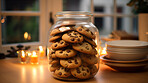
xmin=116 ymin=0 xmax=133 ymax=14
xmin=1 ymin=0 xmax=39 ymax=11
xmin=63 ymin=0 xmax=90 ymax=12
xmin=116 ymin=16 xmax=138 ymax=35
xmin=94 ymin=0 xmax=113 ymax=14
xmin=94 ymin=17 xmax=113 ymax=35
xmin=1 ymin=16 xmax=39 ymax=44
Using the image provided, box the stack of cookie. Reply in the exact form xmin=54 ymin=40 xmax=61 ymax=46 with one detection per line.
xmin=48 ymin=25 xmax=99 ymax=80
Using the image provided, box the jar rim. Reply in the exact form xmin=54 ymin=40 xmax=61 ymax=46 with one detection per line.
xmin=56 ymin=11 xmax=93 ymax=17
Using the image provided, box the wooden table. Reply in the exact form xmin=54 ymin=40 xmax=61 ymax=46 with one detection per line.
xmin=0 ymin=58 xmax=148 ymax=83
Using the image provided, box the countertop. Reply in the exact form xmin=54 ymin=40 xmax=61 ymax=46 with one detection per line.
xmin=0 ymin=58 xmax=148 ymax=83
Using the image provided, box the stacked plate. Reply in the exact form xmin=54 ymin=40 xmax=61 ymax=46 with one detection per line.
xmin=101 ymin=40 xmax=148 ymax=72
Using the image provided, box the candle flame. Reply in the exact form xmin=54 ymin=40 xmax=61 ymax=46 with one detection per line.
xmin=28 ymin=52 xmax=32 ymax=56
xmin=21 ymin=51 xmax=25 ymax=57
xmin=32 ymin=51 xmax=37 ymax=57
xmin=39 ymin=46 xmax=43 ymax=51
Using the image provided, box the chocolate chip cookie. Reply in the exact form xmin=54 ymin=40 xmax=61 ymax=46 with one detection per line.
xmin=55 ymin=67 xmax=71 ymax=77
xmin=80 ymin=53 xmax=98 ymax=65
xmin=84 ymin=37 xmax=96 ymax=47
xmin=60 ymin=56 xmax=81 ymax=68
xmin=48 ymin=49 xmax=57 ymax=58
xmin=50 ymin=26 xmax=73 ymax=36
xmin=49 ymin=35 xmax=62 ymax=43
xmin=62 ymin=31 xmax=84 ymax=43
xmin=55 ymin=49 xmax=77 ymax=58
xmin=49 ymin=58 xmax=60 ymax=64
xmin=88 ymin=65 xmax=98 ymax=76
xmin=50 ymin=63 xmax=60 ymax=72
xmin=71 ymin=66 xmax=90 ymax=79
xmin=51 ymin=40 xmax=69 ymax=50
xmin=72 ymin=42 xmax=93 ymax=54
xmin=76 ymin=26 xmax=95 ymax=39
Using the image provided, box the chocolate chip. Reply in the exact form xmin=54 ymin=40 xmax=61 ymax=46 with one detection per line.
xmin=91 ymin=32 xmax=94 ymax=35
xmin=61 ymin=67 xmax=64 ymax=69
xmin=58 ymin=72 xmax=62 ymax=75
xmin=60 ymin=42 xmax=64 ymax=44
xmin=77 ymin=38 xmax=80 ymax=41
xmin=81 ymin=49 xmax=83 ymax=51
xmin=64 ymin=74 xmax=67 ymax=76
xmin=82 ymin=68 xmax=85 ymax=71
xmin=68 ymin=33 xmax=71 ymax=36
xmin=83 ymin=73 xmax=86 ymax=76
xmin=86 ymin=47 xmax=89 ymax=50
xmin=73 ymin=33 xmax=77 ymax=35
xmin=79 ymin=36 xmax=81 ymax=37
xmin=51 ymin=51 xmax=55 ymax=54
xmin=66 ymin=50 xmax=71 ymax=53
xmin=68 ymin=60 xmax=72 ymax=63
xmin=65 ymin=54 xmax=68 ymax=56
xmin=79 ymin=29 xmax=82 ymax=31
xmin=75 ymin=36 xmax=78 ymax=38
xmin=71 ymin=38 xmax=75 ymax=41
xmin=55 ymin=44 xmax=57 ymax=47
xmin=59 ymin=51 xmax=63 ymax=53
xmin=86 ymin=29 xmax=89 ymax=32
xmin=87 ymin=69 xmax=89 ymax=73
xmin=75 ymin=59 xmax=78 ymax=64
xmin=77 ymin=69 xmax=81 ymax=73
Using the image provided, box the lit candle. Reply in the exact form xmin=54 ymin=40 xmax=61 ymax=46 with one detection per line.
xmin=39 ymin=46 xmax=45 ymax=57
xmin=31 ymin=51 xmax=38 ymax=64
xmin=21 ymin=51 xmax=26 ymax=63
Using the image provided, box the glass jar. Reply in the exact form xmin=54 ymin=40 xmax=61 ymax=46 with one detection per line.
xmin=47 ymin=11 xmax=100 ymax=81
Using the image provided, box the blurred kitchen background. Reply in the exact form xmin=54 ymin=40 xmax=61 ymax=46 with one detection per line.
xmin=0 ymin=0 xmax=146 ymax=54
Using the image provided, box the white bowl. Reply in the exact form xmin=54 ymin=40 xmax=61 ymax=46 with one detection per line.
xmin=106 ymin=51 xmax=147 ymax=61
xmin=100 ymin=55 xmax=148 ymax=63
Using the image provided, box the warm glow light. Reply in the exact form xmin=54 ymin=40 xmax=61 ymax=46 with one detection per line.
xmin=47 ymin=48 xmax=49 ymax=57
xmin=1 ymin=16 xmax=6 ymax=23
xmin=28 ymin=34 xmax=31 ymax=40
xmin=24 ymin=32 xmax=28 ymax=40
xmin=24 ymin=32 xmax=31 ymax=40
xmin=31 ymin=51 xmax=38 ymax=64
xmin=28 ymin=52 xmax=32 ymax=57
xmin=39 ymin=46 xmax=45 ymax=57
xmin=101 ymin=47 xmax=107 ymax=55
xmin=21 ymin=51 xmax=25 ymax=58
xmin=39 ymin=46 xmax=43 ymax=51
xmin=32 ymin=51 xmax=37 ymax=57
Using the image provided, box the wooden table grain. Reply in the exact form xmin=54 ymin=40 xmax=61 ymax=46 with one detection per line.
xmin=0 ymin=58 xmax=148 ymax=83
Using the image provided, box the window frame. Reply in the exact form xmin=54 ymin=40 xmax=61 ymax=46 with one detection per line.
xmin=0 ymin=0 xmax=62 ymax=54
xmin=90 ymin=0 xmax=137 ymax=31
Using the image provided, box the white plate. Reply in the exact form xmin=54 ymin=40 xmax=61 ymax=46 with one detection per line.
xmin=100 ymin=55 xmax=148 ymax=63
xmin=106 ymin=40 xmax=148 ymax=48
xmin=107 ymin=47 xmax=148 ymax=53
xmin=106 ymin=51 xmax=147 ymax=60
xmin=106 ymin=50 xmax=148 ymax=54
xmin=103 ymin=61 xmax=148 ymax=72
